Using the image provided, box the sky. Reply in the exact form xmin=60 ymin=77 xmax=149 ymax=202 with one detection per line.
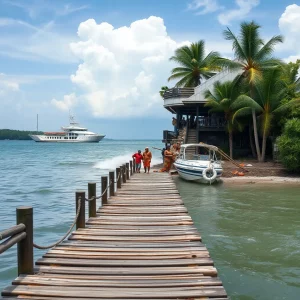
xmin=0 ymin=0 xmax=300 ymax=139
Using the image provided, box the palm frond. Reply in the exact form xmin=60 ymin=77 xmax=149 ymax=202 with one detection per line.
xmin=223 ymin=27 xmax=247 ymax=61
xmin=232 ymin=107 xmax=252 ymax=121
xmin=240 ymin=21 xmax=263 ymax=60
xmin=255 ymin=35 xmax=284 ymax=61
xmin=232 ymin=94 xmax=263 ymax=111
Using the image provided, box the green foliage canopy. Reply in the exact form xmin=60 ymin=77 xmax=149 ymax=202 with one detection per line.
xmin=277 ymin=119 xmax=300 ymax=172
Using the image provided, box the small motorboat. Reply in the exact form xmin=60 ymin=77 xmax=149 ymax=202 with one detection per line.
xmin=173 ymin=143 xmax=223 ymax=183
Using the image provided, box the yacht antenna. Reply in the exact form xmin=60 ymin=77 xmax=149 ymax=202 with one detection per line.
xmin=37 ymin=114 xmax=39 ymax=132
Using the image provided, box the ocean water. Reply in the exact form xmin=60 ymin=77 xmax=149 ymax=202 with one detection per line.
xmin=1 ymin=140 xmax=300 ymax=300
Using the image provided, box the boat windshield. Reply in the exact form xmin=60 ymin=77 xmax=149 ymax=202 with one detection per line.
xmin=180 ymin=146 xmax=220 ymax=162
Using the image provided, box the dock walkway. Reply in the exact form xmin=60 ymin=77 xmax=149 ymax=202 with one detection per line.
xmin=2 ymin=172 xmax=228 ymax=299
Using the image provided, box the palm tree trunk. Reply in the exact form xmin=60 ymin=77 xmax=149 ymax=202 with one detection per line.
xmin=261 ymin=132 xmax=267 ymax=162
xmin=249 ymin=124 xmax=256 ymax=158
xmin=229 ymin=131 xmax=233 ymax=159
xmin=252 ymin=109 xmax=261 ymax=161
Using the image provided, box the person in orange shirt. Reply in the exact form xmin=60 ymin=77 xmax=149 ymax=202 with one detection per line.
xmin=142 ymin=147 xmax=152 ymax=173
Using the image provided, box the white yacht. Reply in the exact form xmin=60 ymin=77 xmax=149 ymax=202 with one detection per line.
xmin=29 ymin=116 xmax=105 ymax=143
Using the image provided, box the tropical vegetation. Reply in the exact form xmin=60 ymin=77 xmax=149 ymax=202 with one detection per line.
xmin=165 ymin=21 xmax=300 ymax=170
xmin=277 ymin=119 xmax=300 ymax=171
xmin=168 ymin=40 xmax=222 ymax=87
xmin=204 ymin=80 xmax=240 ymax=158
xmin=0 ymin=129 xmax=43 ymax=140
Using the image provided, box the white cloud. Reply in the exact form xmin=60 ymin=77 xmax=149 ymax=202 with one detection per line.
xmin=279 ymin=4 xmax=300 ymax=62
xmin=0 ymin=73 xmax=19 ymax=93
xmin=187 ymin=0 xmax=223 ymax=15
xmin=51 ymin=93 xmax=77 ymax=111
xmin=67 ymin=16 xmax=187 ymax=118
xmin=218 ymin=0 xmax=260 ymax=25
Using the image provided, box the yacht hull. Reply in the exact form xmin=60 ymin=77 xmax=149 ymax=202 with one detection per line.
xmin=29 ymin=135 xmax=105 ymax=143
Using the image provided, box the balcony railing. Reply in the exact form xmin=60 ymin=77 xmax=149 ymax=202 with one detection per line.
xmin=188 ymin=117 xmax=226 ymax=129
xmin=163 ymin=88 xmax=195 ymax=99
xmin=198 ymin=116 xmax=226 ymax=128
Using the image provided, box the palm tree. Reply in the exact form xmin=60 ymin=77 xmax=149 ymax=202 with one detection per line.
xmin=280 ymin=60 xmax=300 ymax=101
xmin=204 ymin=80 xmax=240 ymax=158
xmin=168 ymin=40 xmax=221 ymax=87
xmin=159 ymin=86 xmax=169 ymax=98
xmin=222 ymin=21 xmax=283 ymax=161
xmin=234 ymin=68 xmax=300 ymax=161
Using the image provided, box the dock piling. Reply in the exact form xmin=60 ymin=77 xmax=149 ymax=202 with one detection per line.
xmin=126 ymin=162 xmax=130 ymax=180
xmin=109 ymin=171 xmax=115 ymax=197
xmin=76 ymin=191 xmax=85 ymax=229
xmin=129 ymin=160 xmax=133 ymax=175
xmin=101 ymin=176 xmax=108 ymax=205
xmin=122 ymin=164 xmax=126 ymax=183
xmin=88 ymin=183 xmax=96 ymax=218
xmin=116 ymin=167 xmax=121 ymax=189
xmin=16 ymin=206 xmax=33 ymax=275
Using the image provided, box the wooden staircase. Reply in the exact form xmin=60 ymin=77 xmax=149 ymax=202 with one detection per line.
xmin=185 ymin=129 xmax=197 ymax=159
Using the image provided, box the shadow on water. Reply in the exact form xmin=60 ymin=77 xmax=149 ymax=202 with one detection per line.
xmin=173 ymin=176 xmax=300 ymax=300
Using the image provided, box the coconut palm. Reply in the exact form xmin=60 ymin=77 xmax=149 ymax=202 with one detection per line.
xmin=221 ymin=21 xmax=283 ymax=161
xmin=204 ymin=80 xmax=240 ymax=158
xmin=234 ymin=68 xmax=300 ymax=161
xmin=159 ymin=86 xmax=169 ymax=98
xmin=280 ymin=60 xmax=300 ymax=101
xmin=168 ymin=40 xmax=221 ymax=87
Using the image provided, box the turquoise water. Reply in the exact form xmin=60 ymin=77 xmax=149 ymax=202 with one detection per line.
xmin=1 ymin=140 xmax=300 ymax=299
xmin=175 ymin=178 xmax=300 ymax=300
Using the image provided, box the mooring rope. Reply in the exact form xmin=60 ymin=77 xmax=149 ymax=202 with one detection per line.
xmin=114 ymin=170 xmax=122 ymax=183
xmin=84 ymin=179 xmax=112 ymax=202
xmin=33 ymin=168 xmax=127 ymax=250
xmin=33 ymin=197 xmax=82 ymax=250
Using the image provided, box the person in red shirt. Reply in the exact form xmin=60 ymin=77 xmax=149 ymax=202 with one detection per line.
xmin=132 ymin=150 xmax=143 ymax=173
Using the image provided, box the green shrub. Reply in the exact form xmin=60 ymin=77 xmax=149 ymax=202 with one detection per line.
xmin=277 ymin=119 xmax=300 ymax=171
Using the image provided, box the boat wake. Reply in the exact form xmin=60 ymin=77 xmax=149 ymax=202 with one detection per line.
xmin=94 ymin=153 xmax=162 ymax=170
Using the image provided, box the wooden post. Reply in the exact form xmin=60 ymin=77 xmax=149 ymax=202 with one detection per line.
xmin=126 ymin=162 xmax=130 ymax=180
xmin=76 ymin=191 xmax=85 ymax=229
xmin=109 ymin=170 xmax=115 ymax=197
xmin=16 ymin=206 xmax=33 ymax=275
xmin=129 ymin=160 xmax=133 ymax=176
xmin=101 ymin=176 xmax=108 ymax=205
xmin=133 ymin=159 xmax=136 ymax=173
xmin=116 ymin=167 xmax=121 ymax=189
xmin=88 ymin=183 xmax=96 ymax=218
xmin=122 ymin=164 xmax=126 ymax=183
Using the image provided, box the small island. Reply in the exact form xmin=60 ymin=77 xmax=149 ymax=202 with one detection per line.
xmin=0 ymin=129 xmax=43 ymax=140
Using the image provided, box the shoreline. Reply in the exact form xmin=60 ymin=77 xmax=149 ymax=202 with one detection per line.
xmin=152 ymin=160 xmax=300 ymax=184
xmin=220 ymin=176 xmax=300 ymax=184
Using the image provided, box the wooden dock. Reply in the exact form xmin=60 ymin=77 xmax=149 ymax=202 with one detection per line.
xmin=2 ymin=172 xmax=228 ymax=299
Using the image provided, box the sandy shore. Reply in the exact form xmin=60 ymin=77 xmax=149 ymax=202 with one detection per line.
xmin=221 ymin=176 xmax=300 ymax=184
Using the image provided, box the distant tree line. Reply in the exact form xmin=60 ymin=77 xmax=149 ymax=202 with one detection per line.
xmin=0 ymin=129 xmax=43 ymax=140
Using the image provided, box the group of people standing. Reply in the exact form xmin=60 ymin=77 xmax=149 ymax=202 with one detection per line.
xmin=132 ymin=147 xmax=152 ymax=173
xmin=131 ymin=142 xmax=180 ymax=174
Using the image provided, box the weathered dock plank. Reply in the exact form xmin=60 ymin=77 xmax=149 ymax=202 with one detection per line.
xmin=2 ymin=172 xmax=227 ymax=299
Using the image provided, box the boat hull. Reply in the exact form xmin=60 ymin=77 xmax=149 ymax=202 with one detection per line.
xmin=174 ymin=160 xmax=222 ymax=184
xmin=29 ymin=135 xmax=105 ymax=143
